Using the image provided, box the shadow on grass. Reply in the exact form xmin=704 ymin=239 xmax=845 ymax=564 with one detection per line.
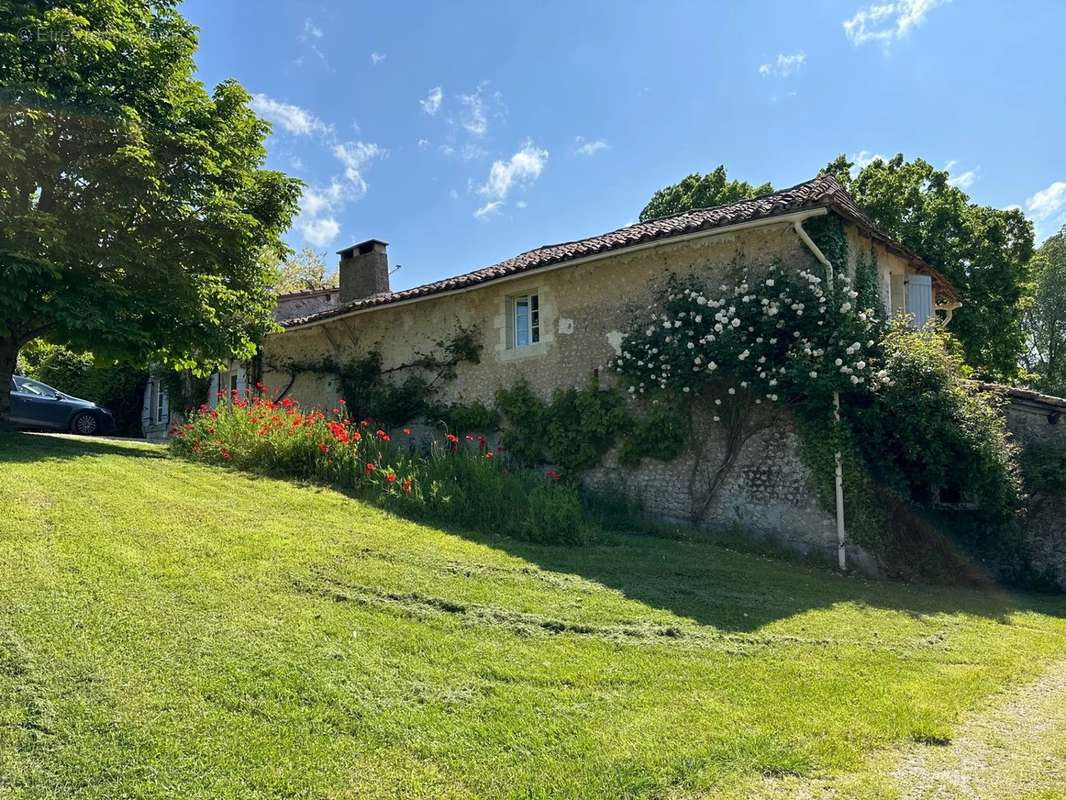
xmin=0 ymin=431 xmax=166 ymax=464
xmin=8 ymin=431 xmax=1062 ymax=634
xmin=434 ymin=520 xmax=1066 ymax=634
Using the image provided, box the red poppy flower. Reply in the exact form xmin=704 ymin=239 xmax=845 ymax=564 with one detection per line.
xmin=365 ymin=462 xmax=376 ymax=474
xmin=484 ymin=451 xmax=494 ymax=459
xmin=221 ymin=448 xmax=231 ymax=461
xmin=446 ymin=433 xmax=459 ymax=444
xmin=386 ymin=472 xmax=397 ymax=484
xmin=318 ymin=443 xmax=330 ymax=454
xmin=402 ymin=478 xmax=412 ymax=493
xmin=402 ymin=428 xmax=412 ymax=436
xmin=545 ymin=469 xmax=561 ymax=481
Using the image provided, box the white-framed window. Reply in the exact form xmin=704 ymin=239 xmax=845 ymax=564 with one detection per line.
xmin=507 ymin=293 xmax=540 ymax=349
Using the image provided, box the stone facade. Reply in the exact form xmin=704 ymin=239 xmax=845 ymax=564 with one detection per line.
xmin=259 ymin=218 xmax=923 ymax=571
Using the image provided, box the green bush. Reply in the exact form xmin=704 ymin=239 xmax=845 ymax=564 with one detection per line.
xmin=523 ymin=483 xmax=595 ymax=545
xmin=496 ymin=379 xmax=630 ymax=475
xmin=619 ymin=399 xmax=688 ymax=466
xmin=170 ymin=391 xmax=597 ymax=546
xmin=846 ymin=322 xmax=1020 ymax=520
xmin=430 ymin=400 xmax=500 ymax=434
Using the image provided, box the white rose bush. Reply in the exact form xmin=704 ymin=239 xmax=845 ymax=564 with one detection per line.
xmin=610 ymin=264 xmax=887 ymax=410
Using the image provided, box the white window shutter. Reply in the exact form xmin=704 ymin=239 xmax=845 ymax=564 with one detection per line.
xmin=907 ymin=274 xmax=933 ymax=327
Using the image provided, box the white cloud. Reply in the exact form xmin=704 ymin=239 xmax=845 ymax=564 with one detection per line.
xmin=515 ymin=200 xmax=528 ymax=209
xmin=1027 ymin=181 xmax=1066 ymax=222
xmin=417 ymin=138 xmax=430 ymax=149
xmin=479 ymin=142 xmax=549 ymax=200
xmin=575 ymin=137 xmax=609 ymax=157
xmin=843 ymin=0 xmax=949 ymax=46
xmin=370 ymin=52 xmax=386 ymax=65
xmin=332 ymin=141 xmax=384 ymax=195
xmin=303 ymin=18 xmax=323 ymax=39
xmin=948 ymin=170 xmax=977 ymax=190
xmin=849 ymin=150 xmax=889 ymax=175
xmin=300 ymin=180 xmax=347 ymax=219
xmin=293 ymin=143 xmax=383 ymax=248
xmin=301 ymin=217 xmax=341 ymax=247
xmin=420 ymin=86 xmax=443 ymax=116
xmin=943 ymin=160 xmax=977 ymax=190
xmin=459 ymin=88 xmax=488 ymax=136
xmin=473 ymin=200 xmax=504 ymax=220
xmin=758 ymin=51 xmax=806 ymax=78
xmin=251 ymin=94 xmax=332 ymax=137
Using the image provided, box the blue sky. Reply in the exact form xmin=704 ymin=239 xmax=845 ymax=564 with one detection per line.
xmin=183 ymin=0 xmax=1066 ymax=292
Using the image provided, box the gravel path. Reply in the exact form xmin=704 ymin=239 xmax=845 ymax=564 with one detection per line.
xmin=893 ymin=658 xmax=1066 ymax=800
xmin=745 ymin=658 xmax=1066 ymax=800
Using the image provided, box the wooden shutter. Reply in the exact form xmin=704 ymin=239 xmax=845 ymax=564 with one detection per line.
xmin=907 ymin=274 xmax=933 ymax=327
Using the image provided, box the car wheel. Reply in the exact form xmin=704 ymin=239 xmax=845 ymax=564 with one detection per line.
xmin=71 ymin=412 xmax=99 ymax=436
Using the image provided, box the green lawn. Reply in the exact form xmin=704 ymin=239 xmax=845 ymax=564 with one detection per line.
xmin=1 ymin=432 xmax=1065 ymax=799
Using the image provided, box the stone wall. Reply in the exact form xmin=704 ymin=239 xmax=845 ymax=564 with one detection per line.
xmin=996 ymin=387 xmax=1066 ymax=590
xmin=582 ymin=405 xmax=846 ymax=564
xmin=258 ymin=219 xmax=907 ymax=574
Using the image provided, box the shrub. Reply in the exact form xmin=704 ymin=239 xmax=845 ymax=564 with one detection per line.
xmin=496 ymin=379 xmax=630 ymax=475
xmin=847 ymin=322 xmax=1021 ymax=520
xmin=169 ymin=388 xmax=596 ymax=545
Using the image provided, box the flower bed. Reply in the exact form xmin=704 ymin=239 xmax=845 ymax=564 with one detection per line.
xmin=169 ymin=389 xmax=594 ymax=544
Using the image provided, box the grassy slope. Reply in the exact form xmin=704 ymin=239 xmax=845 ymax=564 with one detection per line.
xmin=1 ymin=433 xmax=1064 ymax=800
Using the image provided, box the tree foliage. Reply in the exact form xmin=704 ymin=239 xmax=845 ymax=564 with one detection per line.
xmin=17 ymin=341 xmax=146 ymax=435
xmin=822 ymin=154 xmax=1034 ymax=378
xmin=639 ymin=165 xmax=772 ymax=222
xmin=269 ymin=248 xmax=337 ymax=294
xmin=0 ymin=0 xmax=301 ymax=420
xmin=1022 ymin=225 xmax=1066 ymax=396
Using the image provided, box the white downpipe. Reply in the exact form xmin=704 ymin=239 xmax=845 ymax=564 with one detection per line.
xmin=792 ymin=219 xmax=847 ymax=571
xmin=832 ymin=393 xmax=847 ymax=570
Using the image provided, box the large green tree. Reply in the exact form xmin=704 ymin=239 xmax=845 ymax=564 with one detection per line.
xmin=639 ymin=165 xmax=772 ymax=222
xmin=0 ymin=1 xmax=301 ymax=421
xmin=1022 ymin=225 xmax=1066 ymax=396
xmin=821 ymin=154 xmax=1034 ymax=378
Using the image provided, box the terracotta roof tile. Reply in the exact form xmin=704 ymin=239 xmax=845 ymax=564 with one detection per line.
xmin=284 ymin=175 xmax=956 ymax=328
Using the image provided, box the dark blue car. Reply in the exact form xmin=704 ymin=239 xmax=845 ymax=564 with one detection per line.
xmin=9 ymin=376 xmax=115 ymax=436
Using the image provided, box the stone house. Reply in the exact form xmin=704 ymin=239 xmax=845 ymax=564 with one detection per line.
xmin=255 ymin=175 xmax=965 ymax=565
xmin=140 ymin=286 xmax=344 ymax=441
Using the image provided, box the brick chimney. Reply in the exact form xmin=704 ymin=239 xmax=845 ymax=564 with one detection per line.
xmin=337 ymin=239 xmax=390 ymax=303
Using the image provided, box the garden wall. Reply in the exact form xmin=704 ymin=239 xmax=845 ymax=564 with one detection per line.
xmin=996 ymin=386 xmax=1066 ymax=590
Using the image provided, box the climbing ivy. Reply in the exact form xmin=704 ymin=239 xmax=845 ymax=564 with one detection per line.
xmin=265 ymin=324 xmax=483 ymax=427
xmin=803 ymin=214 xmax=849 ymax=284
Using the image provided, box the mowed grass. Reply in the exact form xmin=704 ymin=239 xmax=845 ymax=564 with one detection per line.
xmin=1 ymin=433 xmax=1065 ymax=799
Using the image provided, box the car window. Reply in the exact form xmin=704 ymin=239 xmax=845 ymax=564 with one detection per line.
xmin=13 ymin=377 xmax=57 ymax=397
